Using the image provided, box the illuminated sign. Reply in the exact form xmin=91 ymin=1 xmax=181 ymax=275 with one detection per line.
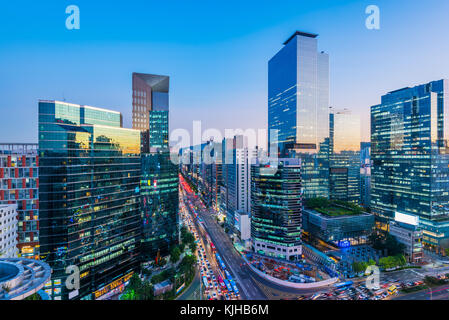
xmin=395 ymin=212 xmax=419 ymax=226
xmin=338 ymin=240 xmax=351 ymax=248
xmin=94 ymin=272 xmax=133 ymax=299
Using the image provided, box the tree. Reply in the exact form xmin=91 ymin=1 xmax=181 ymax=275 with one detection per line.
xmin=385 ymin=234 xmax=406 ymax=256
xmin=189 ymin=241 xmax=197 ymax=253
xmin=170 ymin=246 xmax=182 ymax=263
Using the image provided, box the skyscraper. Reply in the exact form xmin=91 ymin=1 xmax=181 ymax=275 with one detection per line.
xmin=251 ymin=158 xmax=303 ymax=260
xmin=328 ymin=109 xmax=361 ymax=203
xmin=38 ymin=100 xmax=142 ymax=300
xmin=371 ymin=80 xmax=449 ymax=252
xmin=268 ymin=31 xmax=330 ymax=199
xmin=135 ymin=73 xmax=179 ymax=261
xmin=223 ymin=136 xmax=257 ymax=229
xmin=132 ymin=73 xmax=169 ymax=152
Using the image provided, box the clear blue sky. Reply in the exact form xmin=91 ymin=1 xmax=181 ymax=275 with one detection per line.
xmin=1 ymin=0 xmax=449 ymax=143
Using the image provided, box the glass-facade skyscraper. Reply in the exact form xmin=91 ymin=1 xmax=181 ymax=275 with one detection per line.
xmin=132 ymin=73 xmax=169 ymax=153
xmin=329 ymin=110 xmax=361 ymax=203
xmin=140 ymin=151 xmax=179 ymax=260
xmin=38 ymin=100 xmax=142 ymax=300
xmin=371 ymin=80 xmax=449 ymax=251
xmin=135 ymin=73 xmax=179 ymax=261
xmin=268 ymin=31 xmax=330 ymax=199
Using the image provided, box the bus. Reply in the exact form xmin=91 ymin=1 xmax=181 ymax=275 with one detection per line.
xmin=224 ymin=279 xmax=233 ymax=292
xmin=210 ymin=242 xmax=216 ymax=253
xmin=334 ymin=281 xmax=353 ymax=289
xmin=225 ymin=270 xmax=232 ymax=281
xmin=216 ymin=253 xmax=226 ymax=270
xmin=217 ymin=275 xmax=226 ymax=290
xmin=229 ymin=279 xmax=239 ymax=295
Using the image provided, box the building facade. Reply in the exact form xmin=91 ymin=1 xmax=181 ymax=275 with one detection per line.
xmin=0 ymin=204 xmax=18 ymax=258
xmin=303 ymin=208 xmax=374 ymax=246
xmin=251 ymin=158 xmax=303 ymax=260
xmin=328 ymin=109 xmax=361 ymax=204
xmin=360 ymin=142 xmax=372 ymax=208
xmin=0 ymin=143 xmax=39 ymax=258
xmin=132 ymin=73 xmax=169 ymax=152
xmin=389 ymin=221 xmax=424 ymax=264
xmin=38 ymin=100 xmax=141 ymax=300
xmin=140 ymin=151 xmax=179 ymax=260
xmin=371 ymin=80 xmax=449 ymax=251
xmin=268 ymin=31 xmax=330 ymax=199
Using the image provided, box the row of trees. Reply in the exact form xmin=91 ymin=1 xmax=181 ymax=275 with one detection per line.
xmin=378 ymin=254 xmax=407 ymax=270
xmin=352 ymin=254 xmax=407 ymax=273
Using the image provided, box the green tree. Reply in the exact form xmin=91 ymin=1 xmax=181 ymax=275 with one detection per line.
xmin=189 ymin=241 xmax=197 ymax=253
xmin=170 ymin=246 xmax=181 ymax=263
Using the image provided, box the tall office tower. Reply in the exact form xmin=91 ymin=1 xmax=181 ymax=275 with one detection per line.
xmin=38 ymin=100 xmax=141 ymax=300
xmin=135 ymin=72 xmax=179 ymax=261
xmin=371 ymin=80 xmax=449 ymax=252
xmin=251 ymin=158 xmax=302 ymax=260
xmin=132 ymin=73 xmax=169 ymax=151
xmin=360 ymin=142 xmax=371 ymax=208
xmin=0 ymin=143 xmax=39 ymax=259
xmin=0 ymin=204 xmax=18 ymax=258
xmin=268 ymin=31 xmax=330 ymax=199
xmin=328 ymin=109 xmax=361 ymax=203
xmin=223 ymin=136 xmax=257 ymax=229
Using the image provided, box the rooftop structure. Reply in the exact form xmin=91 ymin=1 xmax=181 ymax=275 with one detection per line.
xmin=0 ymin=258 xmax=51 ymax=300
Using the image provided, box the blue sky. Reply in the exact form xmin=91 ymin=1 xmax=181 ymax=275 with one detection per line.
xmin=1 ymin=0 xmax=449 ymax=143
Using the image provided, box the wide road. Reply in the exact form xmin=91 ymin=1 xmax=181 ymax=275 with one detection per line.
xmin=394 ymin=284 xmax=449 ymax=300
xmin=180 ymin=177 xmax=334 ymax=300
xmin=177 ymin=267 xmax=201 ymax=300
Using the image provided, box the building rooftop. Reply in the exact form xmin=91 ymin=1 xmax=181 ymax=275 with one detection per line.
xmin=283 ymin=31 xmax=318 ymax=45
xmin=305 ymin=199 xmax=370 ymax=218
xmin=0 ymin=258 xmax=52 ymax=300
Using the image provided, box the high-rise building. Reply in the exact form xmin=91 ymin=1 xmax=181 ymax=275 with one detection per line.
xmin=0 ymin=204 xmax=18 ymax=258
xmin=251 ymin=158 xmax=302 ymax=260
xmin=140 ymin=151 xmax=179 ymax=260
xmin=268 ymin=31 xmax=330 ymax=199
xmin=0 ymin=143 xmax=39 ymax=259
xmin=135 ymin=72 xmax=179 ymax=261
xmin=223 ymin=136 xmax=257 ymax=229
xmin=371 ymin=80 xmax=449 ymax=252
xmin=328 ymin=109 xmax=361 ymax=203
xmin=360 ymin=142 xmax=371 ymax=208
xmin=132 ymin=73 xmax=169 ymax=152
xmin=38 ymin=100 xmax=141 ymax=300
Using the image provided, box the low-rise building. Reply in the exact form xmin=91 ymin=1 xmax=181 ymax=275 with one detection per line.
xmin=0 ymin=204 xmax=18 ymax=258
xmin=389 ymin=221 xmax=423 ymax=264
xmin=154 ymin=279 xmax=173 ymax=296
xmin=234 ymin=210 xmax=251 ymax=241
xmin=303 ymin=200 xmax=374 ymax=246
